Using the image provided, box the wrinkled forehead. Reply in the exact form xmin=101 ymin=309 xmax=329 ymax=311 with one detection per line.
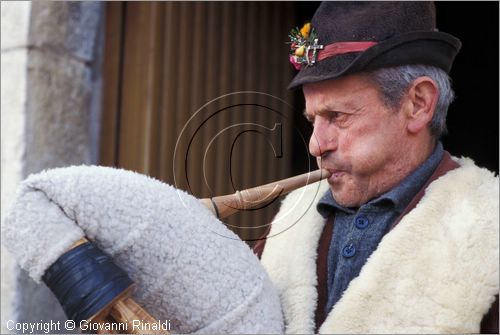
xmin=302 ymin=74 xmax=380 ymax=113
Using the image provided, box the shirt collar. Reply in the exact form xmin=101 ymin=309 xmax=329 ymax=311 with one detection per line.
xmin=317 ymin=142 xmax=444 ymax=218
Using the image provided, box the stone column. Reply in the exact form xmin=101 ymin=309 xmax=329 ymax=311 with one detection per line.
xmin=1 ymin=2 xmax=104 ymax=332
xmin=1 ymin=2 xmax=32 ymax=332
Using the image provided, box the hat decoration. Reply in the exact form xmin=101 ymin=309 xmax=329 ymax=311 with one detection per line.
xmin=288 ymin=22 xmax=378 ymax=71
xmin=288 ymin=23 xmax=323 ymax=70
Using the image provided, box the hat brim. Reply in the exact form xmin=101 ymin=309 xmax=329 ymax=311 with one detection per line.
xmin=288 ymin=31 xmax=462 ymax=89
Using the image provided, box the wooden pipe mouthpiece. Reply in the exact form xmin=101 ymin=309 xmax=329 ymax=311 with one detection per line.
xmin=200 ymin=168 xmax=330 ymax=219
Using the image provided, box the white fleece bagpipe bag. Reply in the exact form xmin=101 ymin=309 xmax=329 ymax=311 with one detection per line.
xmin=2 ymin=165 xmax=284 ymax=333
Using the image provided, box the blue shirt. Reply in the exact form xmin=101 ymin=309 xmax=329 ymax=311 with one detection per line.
xmin=317 ymin=142 xmax=444 ymax=314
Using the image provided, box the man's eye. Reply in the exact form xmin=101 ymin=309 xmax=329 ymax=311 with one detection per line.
xmin=326 ymin=111 xmax=345 ymax=123
xmin=303 ymin=111 xmax=347 ymax=126
xmin=328 ymin=112 xmax=340 ymax=121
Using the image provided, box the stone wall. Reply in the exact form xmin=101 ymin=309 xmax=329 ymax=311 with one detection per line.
xmin=1 ymin=2 xmax=104 ymax=333
xmin=1 ymin=2 xmax=31 ymax=332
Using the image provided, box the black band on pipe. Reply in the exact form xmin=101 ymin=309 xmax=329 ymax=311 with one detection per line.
xmin=42 ymin=241 xmax=133 ymax=324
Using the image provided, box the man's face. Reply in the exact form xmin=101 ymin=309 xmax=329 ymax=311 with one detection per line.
xmin=303 ymin=73 xmax=411 ymax=208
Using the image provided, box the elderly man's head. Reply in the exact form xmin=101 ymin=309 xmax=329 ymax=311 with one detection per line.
xmin=288 ymin=2 xmax=461 ymax=207
xmin=303 ymin=65 xmax=454 ymax=207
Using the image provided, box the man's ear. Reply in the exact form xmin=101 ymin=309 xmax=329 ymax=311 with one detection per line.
xmin=405 ymin=76 xmax=439 ymax=134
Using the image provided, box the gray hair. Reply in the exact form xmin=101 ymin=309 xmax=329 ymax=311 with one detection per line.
xmin=367 ymin=65 xmax=455 ymax=138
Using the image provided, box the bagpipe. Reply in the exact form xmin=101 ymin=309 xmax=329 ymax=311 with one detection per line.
xmin=2 ymin=166 xmax=329 ymax=334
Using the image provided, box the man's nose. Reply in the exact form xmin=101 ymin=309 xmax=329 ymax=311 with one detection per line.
xmin=309 ymin=123 xmax=337 ymax=158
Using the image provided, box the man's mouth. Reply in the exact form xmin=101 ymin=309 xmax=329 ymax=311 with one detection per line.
xmin=324 ymin=168 xmax=346 ymax=182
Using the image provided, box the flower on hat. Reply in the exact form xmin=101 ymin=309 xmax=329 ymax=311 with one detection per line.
xmin=300 ymin=23 xmax=311 ymax=39
xmin=289 ymin=55 xmax=302 ymax=70
xmin=287 ymin=22 xmax=320 ymax=70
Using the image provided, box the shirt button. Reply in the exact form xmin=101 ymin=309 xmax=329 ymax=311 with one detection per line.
xmin=355 ymin=215 xmax=369 ymax=229
xmin=342 ymin=243 xmax=356 ymax=258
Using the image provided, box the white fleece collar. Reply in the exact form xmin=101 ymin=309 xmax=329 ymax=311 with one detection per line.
xmin=261 ymin=179 xmax=330 ymax=334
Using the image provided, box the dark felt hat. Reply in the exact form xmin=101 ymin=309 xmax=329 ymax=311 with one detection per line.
xmin=288 ymin=1 xmax=462 ymax=89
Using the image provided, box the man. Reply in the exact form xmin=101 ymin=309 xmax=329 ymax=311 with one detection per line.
xmin=254 ymin=2 xmax=499 ymax=333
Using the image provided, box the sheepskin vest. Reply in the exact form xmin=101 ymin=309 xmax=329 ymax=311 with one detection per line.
xmin=260 ymin=156 xmax=499 ymax=334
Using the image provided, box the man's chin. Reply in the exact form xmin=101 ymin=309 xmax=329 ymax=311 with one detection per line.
xmin=330 ymin=187 xmax=364 ymax=208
